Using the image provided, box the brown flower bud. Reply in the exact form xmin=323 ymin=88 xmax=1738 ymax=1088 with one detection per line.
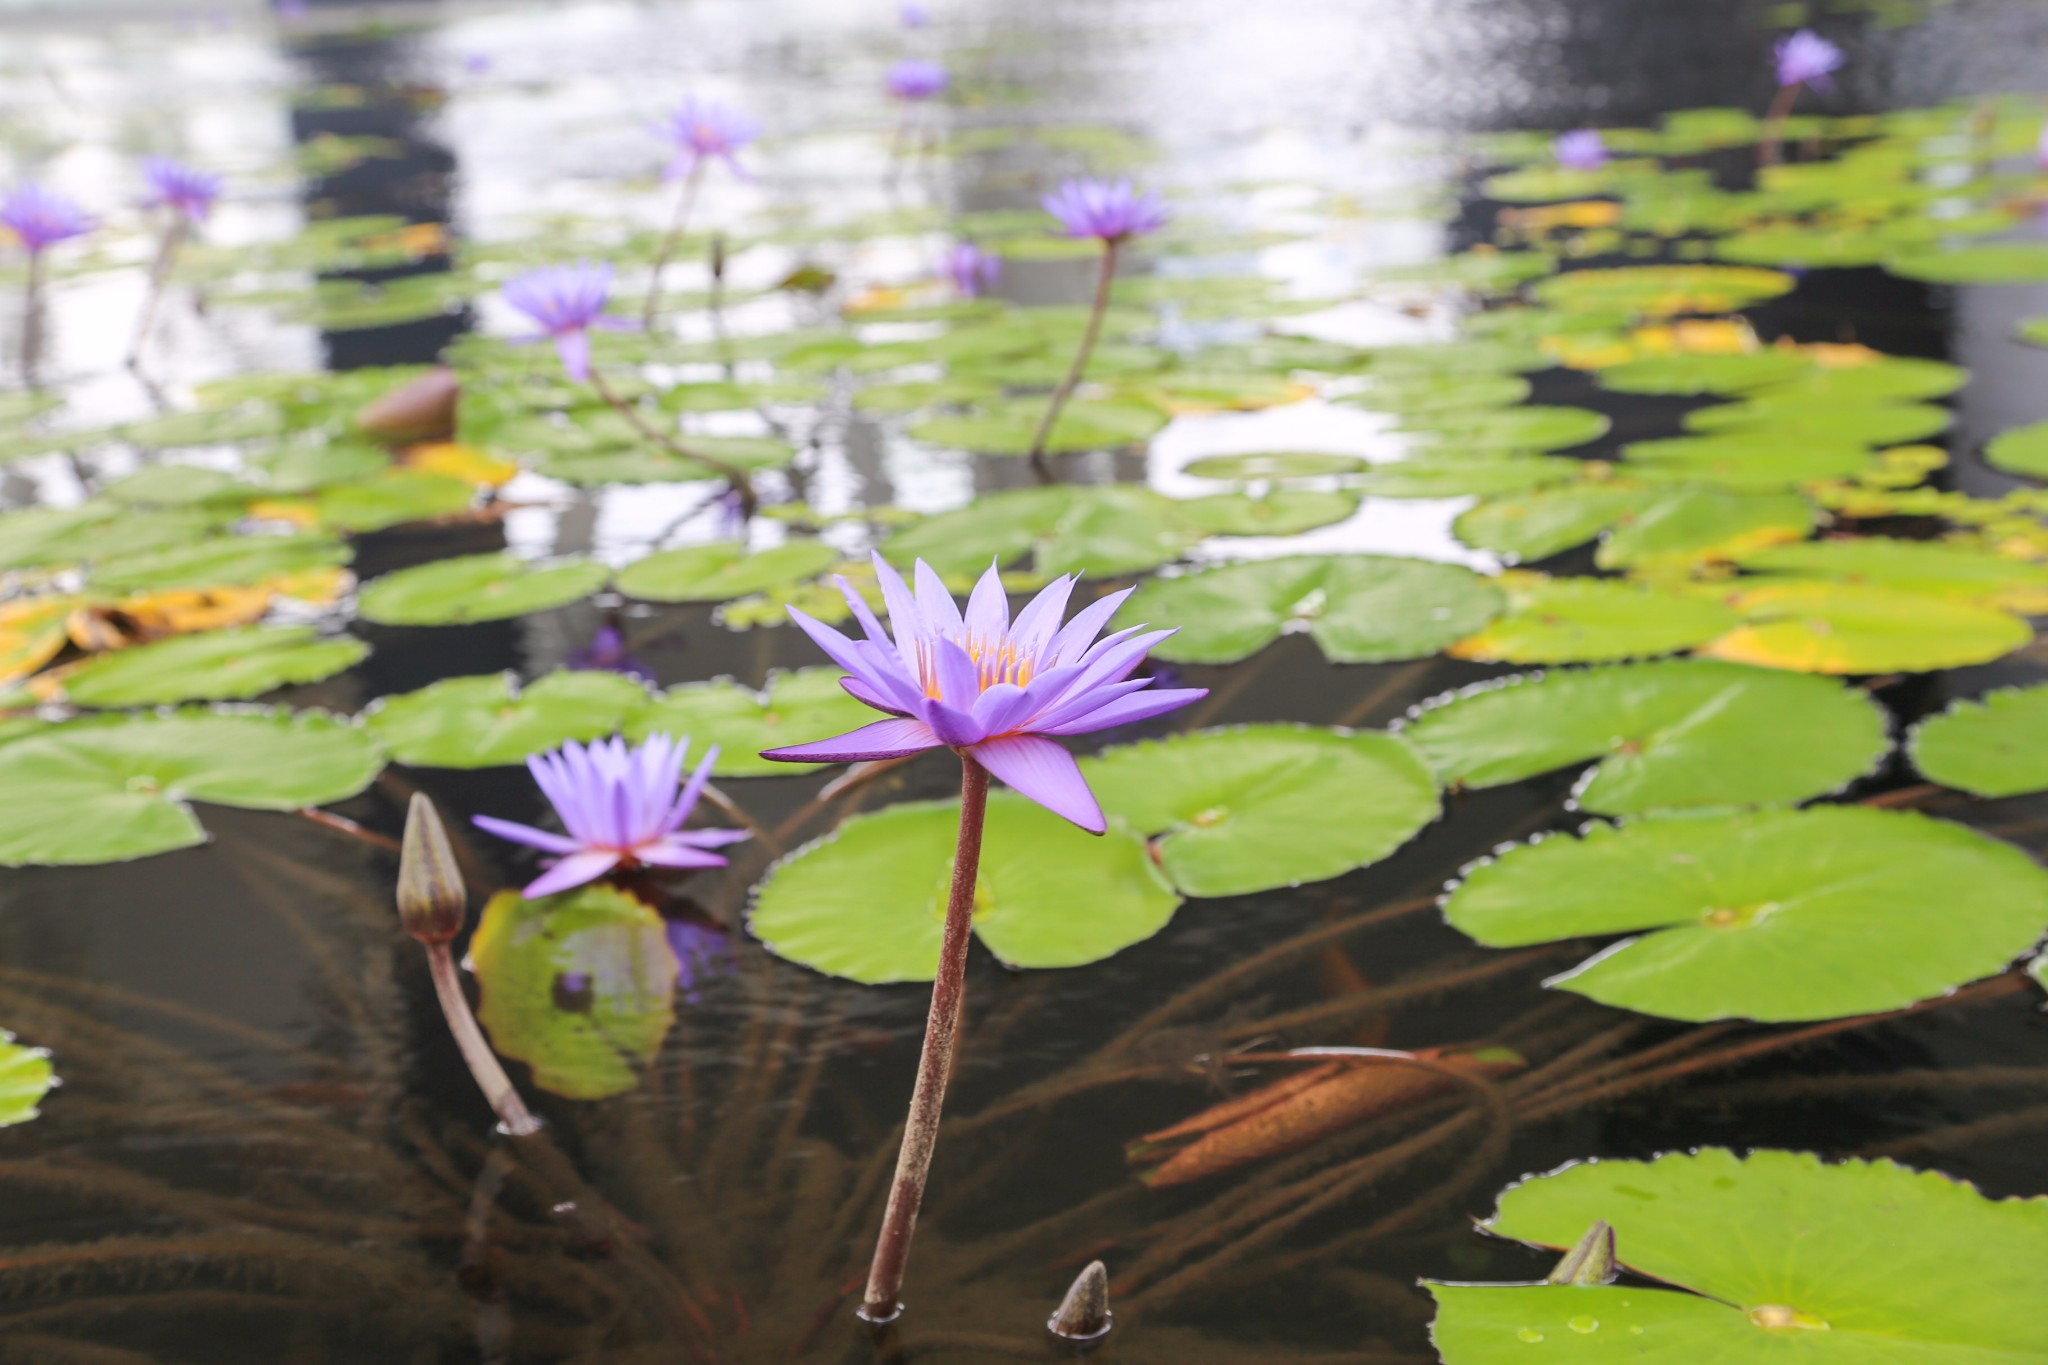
xmin=1546 ymin=1219 xmax=1616 ymax=1286
xmin=397 ymin=793 xmax=466 ymax=945
xmin=1047 ymin=1259 xmax=1111 ymax=1345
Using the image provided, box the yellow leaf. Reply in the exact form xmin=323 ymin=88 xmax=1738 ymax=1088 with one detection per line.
xmin=0 ymin=596 xmax=77 ymax=687
xmin=401 ymin=441 xmax=518 ymax=489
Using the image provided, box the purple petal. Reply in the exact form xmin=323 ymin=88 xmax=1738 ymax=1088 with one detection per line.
xmin=921 ymin=695 xmax=986 ymax=748
xmin=667 ymin=745 xmax=718 ymax=834
xmin=523 ymin=850 xmax=622 ymax=899
xmin=554 ymin=329 xmax=592 ymax=382
xmin=1038 ymin=686 xmax=1208 ymax=736
xmin=963 ymin=559 xmax=1009 ymax=639
xmin=637 ymin=841 xmax=730 ymax=869
xmin=675 ymin=827 xmax=752 ymax=848
xmin=788 ymin=606 xmax=880 ymax=684
xmin=472 ymin=814 xmax=581 ymax=855
xmin=971 ymin=681 xmax=1037 ymax=736
xmin=1049 ymin=587 xmax=1136 ymax=665
xmin=913 ymin=559 xmax=964 ymax=635
xmin=761 ymin=716 xmax=942 ymax=763
xmin=870 ymin=553 xmax=926 ymax=676
xmin=841 ymin=674 xmax=908 ymax=714
xmin=929 ymin=635 xmax=982 ymax=709
xmin=970 ymin=734 xmax=1105 ymax=834
xmin=1009 ymin=574 xmax=1076 ymax=658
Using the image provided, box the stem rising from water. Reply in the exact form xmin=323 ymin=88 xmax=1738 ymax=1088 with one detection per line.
xmin=1025 ymin=239 xmax=1120 ymax=478
xmin=643 ymin=161 xmax=705 ymax=329
xmin=426 ymin=941 xmax=541 ymax=1137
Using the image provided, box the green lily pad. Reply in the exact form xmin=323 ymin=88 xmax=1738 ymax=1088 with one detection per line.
xmin=1360 ymin=340 xmax=1551 ymax=375
xmin=1594 ymin=488 xmax=1814 ymax=571
xmin=1887 ymin=242 xmax=2048 ymax=284
xmin=1751 ymin=355 xmax=1966 ymax=403
xmin=1432 ymin=1149 xmax=2048 ymax=1365
xmin=1120 ymin=555 xmax=1503 ymax=666
xmin=1344 ymin=371 xmax=1532 ymax=417
xmin=1909 ymin=685 xmax=2048 ymax=798
xmin=1715 ymin=224 xmax=1896 ymax=268
xmin=0 ymin=1032 xmax=54 ymax=1126
xmin=103 ymin=463 xmax=247 ymax=506
xmin=1449 ymin=574 xmax=1740 ymax=665
xmin=747 ymin=792 xmax=1181 ymax=984
xmin=615 ymin=538 xmax=837 ymax=604
xmin=1479 ymin=165 xmax=1619 ymax=203
xmin=1533 ymin=265 xmax=1795 ymax=318
xmin=907 ymin=396 xmax=1169 ymax=456
xmin=58 ymin=626 xmax=368 ymax=707
xmin=1352 ymin=456 xmax=1585 ymax=499
xmin=0 ymin=504 xmax=218 ymax=573
xmin=1079 ymin=725 xmax=1441 ymax=898
xmin=313 ymin=469 xmax=476 ymax=532
xmin=1684 ymin=398 xmax=1952 ymax=445
xmin=1403 ymin=406 xmax=1612 ymax=454
xmin=1454 ymin=485 xmax=1662 ymax=564
xmin=1182 ymin=451 xmax=1368 ymax=481
xmin=884 ymin=485 xmax=1205 ymax=578
xmin=0 ymin=709 xmax=384 ymax=866
xmin=470 ymin=884 xmax=675 ymax=1101
xmin=1443 ymin=806 xmax=2048 ymax=1021
xmin=2017 ymin=316 xmax=2048 ymax=349
xmin=1173 ymin=491 xmax=1360 ymax=537
xmin=624 ymin=669 xmax=875 ymax=778
xmin=90 ymin=534 xmax=351 ymax=595
xmin=1703 ymin=582 xmax=2031 ymax=675
xmin=364 ymin=670 xmax=651 ymax=769
xmin=1733 ymin=539 xmax=2048 ymax=612
xmin=1596 ymin=351 xmax=1810 ymax=396
xmin=357 ymin=553 xmax=610 ymax=626
xmin=1400 ymin=659 xmax=1888 ymax=815
xmin=1984 ymin=420 xmax=2048 ymax=480
xmin=1621 ymin=435 xmax=1875 ymax=490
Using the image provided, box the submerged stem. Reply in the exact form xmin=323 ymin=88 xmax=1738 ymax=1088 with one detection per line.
xmin=21 ymin=249 xmax=45 ymax=390
xmin=127 ymin=217 xmax=187 ymax=367
xmin=643 ymin=161 xmax=705 ymax=329
xmin=860 ymin=754 xmax=990 ymax=1324
xmin=1024 ymin=238 xmax=1120 ymax=477
xmin=425 ymin=942 xmax=541 ymax=1138
xmin=588 ymin=364 xmax=757 ymax=515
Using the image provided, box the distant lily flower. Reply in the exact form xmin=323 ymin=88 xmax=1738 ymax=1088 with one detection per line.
xmin=763 ymin=554 xmax=1206 ymax=832
xmin=1042 ymin=176 xmax=1170 ymax=243
xmin=666 ymin=915 xmax=735 ymax=1001
xmin=0 ymin=185 xmax=92 ymax=255
xmin=569 ymin=623 xmax=654 ymax=683
xmin=941 ymin=242 xmax=1000 ymax=298
xmin=142 ymin=157 xmax=223 ymax=225
xmin=2036 ymin=123 xmax=2048 ymax=172
xmin=502 ymin=261 xmax=633 ymax=382
xmin=1554 ymin=129 xmax=1609 ymax=171
xmin=1775 ymin=29 xmax=1843 ymax=89
xmin=887 ymin=59 xmax=949 ymax=101
xmin=462 ymin=51 xmax=492 ymax=75
xmin=654 ymin=97 xmax=760 ymax=182
xmin=900 ymin=2 xmax=931 ymax=26
xmin=473 ymin=734 xmax=748 ymax=899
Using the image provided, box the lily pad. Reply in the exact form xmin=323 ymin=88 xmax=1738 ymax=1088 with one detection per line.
xmin=1887 ymin=242 xmax=2048 ymax=284
xmin=1684 ymin=398 xmax=1952 ymax=446
xmin=615 ymin=539 xmax=836 ymax=604
xmin=1621 ymin=435 xmax=1875 ymax=490
xmin=1596 ymin=351 xmax=1810 ymax=396
xmin=1344 ymin=371 xmax=1531 ymax=417
xmin=1182 ymin=451 xmax=1368 ymax=481
xmin=1431 ymin=1149 xmax=2048 ymax=1365
xmin=0 ymin=504 xmax=217 ymax=573
xmin=747 ymin=792 xmax=1181 ymax=984
xmin=58 ymin=626 xmax=368 ymax=707
xmin=357 ymin=553 xmax=610 ymax=626
xmin=1733 ymin=539 xmax=2048 ymax=612
xmin=1594 ymin=488 xmax=1814 ymax=571
xmin=1909 ymin=686 xmax=2048 ymax=798
xmin=1351 ymin=456 xmax=1584 ymax=500
xmin=470 ymin=884 xmax=675 ymax=1101
xmin=0 ymin=1033 xmax=54 ymax=1126
xmin=1533 ymin=265 xmax=1795 ymax=318
xmin=1984 ymin=420 xmax=2048 ymax=480
xmin=1120 ymin=555 xmax=1503 ymax=665
xmin=1404 ymin=406 xmax=1612 ymax=454
xmin=0 ymin=709 xmax=384 ymax=865
xmin=884 ymin=485 xmax=1205 ymax=578
xmin=364 ymin=670 xmax=651 ymax=769
xmin=624 ymin=669 xmax=876 ymax=778
xmin=908 ymin=396 xmax=1169 ymax=456
xmin=1443 ymin=806 xmax=2048 ymax=1021
xmin=1701 ymin=582 xmax=2030 ymax=675
xmin=1454 ymin=485 xmax=1662 ymax=564
xmin=1173 ymin=491 xmax=1360 ymax=537
xmin=1079 ymin=725 xmax=1441 ymax=898
xmin=1449 ymin=574 xmax=1740 ymax=665
xmin=1752 ymin=355 xmax=1966 ymax=403
xmin=1400 ymin=660 xmax=1888 ymax=815
xmin=90 ymin=535 xmax=351 ymax=595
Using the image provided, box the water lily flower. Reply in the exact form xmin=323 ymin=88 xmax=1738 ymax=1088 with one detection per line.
xmin=0 ymin=184 xmax=92 ymax=255
xmin=141 ymin=157 xmax=222 ymax=224
xmin=1042 ymin=176 xmax=1170 ymax=243
xmin=762 ymin=554 xmax=1207 ymax=832
xmin=502 ymin=261 xmax=633 ymax=382
xmin=667 ymin=916 xmax=735 ymax=1001
xmin=568 ymin=622 xmax=654 ymax=683
xmin=1775 ymin=29 xmax=1843 ymax=89
xmin=1554 ymin=129 xmax=1608 ymax=171
xmin=654 ymin=96 xmax=760 ymax=182
xmin=473 ymin=734 xmax=748 ymax=898
xmin=941 ymin=242 xmax=999 ymax=298
xmin=887 ymin=59 xmax=949 ymax=101
xmin=900 ymin=2 xmax=931 ymax=26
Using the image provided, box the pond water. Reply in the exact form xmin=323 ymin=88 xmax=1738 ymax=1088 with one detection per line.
xmin=3 ymin=1 xmax=2048 ymax=1362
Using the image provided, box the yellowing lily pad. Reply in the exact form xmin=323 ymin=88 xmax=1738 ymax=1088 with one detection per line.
xmin=55 ymin=625 xmax=368 ymax=707
xmin=1701 ymin=581 xmax=2030 ymax=675
xmin=1533 ymin=265 xmax=1795 ymax=318
xmin=1733 ymin=538 xmax=2048 ymax=612
xmin=1449 ymin=573 xmax=1739 ymax=665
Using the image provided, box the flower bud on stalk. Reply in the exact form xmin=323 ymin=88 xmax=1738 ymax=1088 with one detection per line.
xmin=398 ymin=793 xmax=466 ymax=945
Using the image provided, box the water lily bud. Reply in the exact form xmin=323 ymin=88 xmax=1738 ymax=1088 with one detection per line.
xmin=398 ymin=793 xmax=467 ymax=944
xmin=355 ymin=366 xmax=458 ymax=444
xmin=1545 ymin=1219 xmax=1616 ymax=1286
xmin=1047 ymin=1259 xmax=1111 ymax=1344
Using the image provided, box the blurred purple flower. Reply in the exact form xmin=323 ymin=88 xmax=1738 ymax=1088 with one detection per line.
xmin=142 ymin=157 xmax=223 ymax=225
xmin=899 ymin=2 xmax=931 ymax=27
xmin=761 ymin=554 xmax=1206 ymax=833
xmin=569 ymin=623 xmax=654 ymax=683
xmin=462 ymin=51 xmax=492 ymax=76
xmin=887 ymin=59 xmax=949 ymax=101
xmin=0 ymin=184 xmax=92 ymax=255
xmin=474 ymin=734 xmax=748 ymax=899
xmin=1553 ymin=130 xmax=1608 ymax=171
xmin=1042 ymin=177 xmax=1169 ymax=243
xmin=654 ymin=97 xmax=760 ymax=182
xmin=941 ymin=242 xmax=999 ymax=298
xmin=666 ymin=916 xmax=735 ymax=1001
xmin=502 ymin=261 xmax=634 ymax=382
xmin=1775 ymin=29 xmax=1843 ymax=89
xmin=2037 ymin=123 xmax=2048 ymax=172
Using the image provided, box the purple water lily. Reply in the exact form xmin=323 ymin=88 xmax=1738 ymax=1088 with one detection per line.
xmin=887 ymin=59 xmax=949 ymax=101
xmin=762 ymin=554 xmax=1206 ymax=833
xmin=473 ymin=734 xmax=748 ymax=899
xmin=502 ymin=261 xmax=633 ymax=382
xmin=568 ymin=622 xmax=654 ymax=683
xmin=1554 ymin=129 xmax=1608 ymax=171
xmin=941 ymin=242 xmax=999 ymax=298
xmin=1 ymin=184 xmax=92 ymax=255
xmin=142 ymin=157 xmax=223 ymax=224
xmin=666 ymin=916 xmax=736 ymax=1001
xmin=655 ymin=97 xmax=760 ymax=182
xmin=900 ymin=2 xmax=931 ymax=27
xmin=1042 ymin=176 xmax=1170 ymax=243
xmin=1775 ymin=29 xmax=1843 ymax=89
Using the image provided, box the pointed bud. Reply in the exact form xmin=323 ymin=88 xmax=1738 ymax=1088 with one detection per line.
xmin=1047 ymin=1259 xmax=1111 ymax=1345
xmin=398 ymin=793 xmax=466 ymax=945
xmin=1546 ymin=1219 xmax=1616 ymax=1286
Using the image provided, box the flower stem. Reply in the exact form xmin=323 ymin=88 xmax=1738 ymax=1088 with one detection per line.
xmin=1025 ymin=238 xmax=1120 ymax=479
xmin=425 ymin=940 xmax=541 ymax=1137
xmin=643 ymin=160 xmax=705 ymax=329
xmin=587 ymin=363 xmax=758 ymax=515
xmin=21 ymin=250 xmax=44 ymax=390
xmin=860 ymin=753 xmax=990 ymax=1324
xmin=1759 ymin=83 xmax=1799 ymax=168
xmin=126 ymin=217 xmax=187 ymax=368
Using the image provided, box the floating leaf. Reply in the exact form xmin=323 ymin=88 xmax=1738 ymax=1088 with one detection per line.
xmin=1621 ymin=435 xmax=1875 ymax=489
xmin=0 ymin=709 xmax=383 ymax=865
xmin=1351 ymin=456 xmax=1584 ymax=499
xmin=0 ymin=504 xmax=217 ymax=573
xmin=1596 ymin=351 xmax=1809 ymax=396
xmin=1702 ymin=581 xmax=2030 ymax=674
xmin=1182 ymin=451 xmax=1367 ymax=481
xmin=1403 ymin=406 xmax=1612 ymax=454
xmin=56 ymin=626 xmax=368 ymax=707
xmin=1533 ymin=265 xmax=1795 ymax=318
xmin=358 ymin=553 xmax=610 ymax=626
xmin=1887 ymin=242 xmax=2048 ymax=284
xmin=103 ymin=464 xmax=246 ymax=506
xmin=1343 ymin=371 xmax=1531 ymax=417
xmin=884 ymin=485 xmax=1205 ymax=578
xmin=624 ymin=669 xmax=875 ymax=777
xmin=1172 ymin=491 xmax=1360 ymax=537
xmin=1684 ymin=398 xmax=1952 ymax=445
xmin=1400 ymin=660 xmax=1888 ymax=815
xmin=1361 ymin=340 xmax=1550 ymax=374
xmin=747 ymin=793 xmax=1181 ymax=984
xmin=312 ymin=469 xmax=476 ymax=532
xmin=1985 ymin=420 xmax=2048 ymax=480
xmin=364 ymin=670 xmax=650 ymax=769
xmin=1079 ymin=725 xmax=1441 ymax=897
xmin=908 ymin=396 xmax=1168 ymax=456
xmin=1733 ymin=538 xmax=2048 ymax=612
xmin=470 ymin=885 xmax=675 ymax=1100
xmin=0 ymin=1033 xmax=54 ymax=1126
xmin=90 ymin=535 xmax=351 ymax=596
xmin=1454 ymin=485 xmax=1661 ymax=563
xmin=1121 ymin=555 xmax=1503 ymax=665
xmin=1909 ymin=686 xmax=2048 ymax=798
xmin=1480 ymin=165 xmax=1618 ymax=204
xmin=1752 ymin=354 xmax=1966 ymax=403
xmin=1449 ymin=573 xmax=1739 ymax=664
xmin=615 ymin=539 xmax=836 ymax=604
xmin=1594 ymin=488 xmax=1813 ymax=571
xmin=1444 ymin=806 xmax=2048 ymax=1021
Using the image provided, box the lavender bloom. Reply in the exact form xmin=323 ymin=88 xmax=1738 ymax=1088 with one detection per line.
xmin=568 ymin=623 xmax=654 ymax=683
xmin=1042 ymin=177 xmax=1170 ymax=244
xmin=473 ymin=734 xmax=748 ymax=899
xmin=887 ymin=59 xmax=949 ymax=101
xmin=2037 ymin=123 xmax=2048 ymax=172
xmin=666 ymin=916 xmax=735 ymax=1001
xmin=0 ymin=185 xmax=92 ymax=255
xmin=761 ymin=554 xmax=1207 ymax=833
xmin=941 ymin=242 xmax=1000 ymax=298
xmin=142 ymin=157 xmax=223 ymax=225
xmin=502 ymin=261 xmax=633 ymax=382
xmin=654 ymin=97 xmax=760 ymax=182
xmin=1775 ymin=29 xmax=1843 ymax=89
xmin=1554 ymin=129 xmax=1609 ymax=171
xmin=900 ymin=2 xmax=931 ymax=26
